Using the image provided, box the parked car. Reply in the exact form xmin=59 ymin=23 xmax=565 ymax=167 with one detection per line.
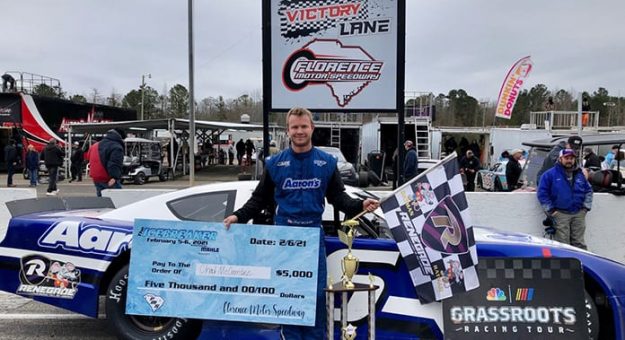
xmin=522 ymin=133 xmax=625 ymax=193
xmin=317 ymin=146 xmax=368 ymax=187
xmin=1 ymin=181 xmax=624 ymax=339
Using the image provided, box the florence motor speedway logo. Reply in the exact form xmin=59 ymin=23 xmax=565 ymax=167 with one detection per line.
xmin=282 ymin=38 xmax=383 ymax=107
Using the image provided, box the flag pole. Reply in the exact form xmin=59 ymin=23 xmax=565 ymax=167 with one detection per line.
xmin=346 ymin=151 xmax=460 ymax=221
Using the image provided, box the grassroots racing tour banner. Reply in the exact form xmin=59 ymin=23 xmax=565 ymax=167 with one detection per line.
xmin=495 ymin=56 xmax=533 ymax=119
xmin=380 ymin=153 xmax=480 ymax=303
xmin=443 ymin=258 xmax=588 ymax=339
xmin=265 ymin=0 xmax=403 ymax=111
xmin=126 ymin=219 xmax=320 ymax=326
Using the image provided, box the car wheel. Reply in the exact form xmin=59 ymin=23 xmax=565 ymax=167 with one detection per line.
xmin=367 ymin=170 xmax=381 ymax=186
xmin=477 ymin=175 xmax=483 ymax=189
xmin=585 ymin=290 xmax=600 ymax=340
xmin=105 ymin=265 xmax=201 ymax=340
xmin=134 ymin=172 xmax=146 ymax=185
xmin=159 ymin=171 xmax=167 ymax=182
xmin=358 ymin=171 xmax=369 ymax=187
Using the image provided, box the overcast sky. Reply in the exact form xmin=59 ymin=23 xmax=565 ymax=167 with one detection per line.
xmin=3 ymin=0 xmax=624 ymax=103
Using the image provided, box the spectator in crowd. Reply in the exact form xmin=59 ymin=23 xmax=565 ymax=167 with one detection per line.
xmin=536 ymin=139 xmax=570 ymax=185
xmin=444 ymin=135 xmax=458 ymax=156
xmin=227 ymin=141 xmax=235 ymax=165
xmin=4 ymin=139 xmax=17 ymax=187
xmin=459 ymin=149 xmax=480 ymax=192
xmin=87 ymin=129 xmax=125 ymax=197
xmin=236 ymin=139 xmax=245 ymax=165
xmin=403 ymin=140 xmax=418 ymax=182
xmin=537 ymin=149 xmax=593 ymax=249
xmin=244 ymin=139 xmax=255 ymax=166
xmin=223 ymin=107 xmax=379 ymax=340
xmin=25 ymin=144 xmax=39 ymax=187
xmin=603 ymin=145 xmax=620 ymax=169
xmin=505 ymin=149 xmax=524 ymax=191
xmin=43 ymin=138 xmax=64 ymax=195
xmin=498 ymin=150 xmax=510 ymax=162
xmin=69 ymin=141 xmax=84 ymax=182
xmin=268 ymin=141 xmax=279 ymax=156
xmin=583 ymin=148 xmax=602 ymax=170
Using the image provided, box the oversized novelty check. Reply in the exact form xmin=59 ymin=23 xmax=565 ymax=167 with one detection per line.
xmin=126 ymin=219 xmax=320 ymax=326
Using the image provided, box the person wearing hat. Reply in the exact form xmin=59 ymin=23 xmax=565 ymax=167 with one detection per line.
xmin=537 ymin=148 xmax=593 ymax=249
xmin=69 ymin=141 xmax=84 ymax=183
xmin=505 ymin=149 xmax=524 ymax=191
xmin=403 ymin=140 xmax=418 ymax=182
xmin=583 ymin=147 xmax=601 ymax=170
xmin=460 ymin=149 xmax=480 ymax=192
xmin=86 ymin=128 xmax=125 ymax=196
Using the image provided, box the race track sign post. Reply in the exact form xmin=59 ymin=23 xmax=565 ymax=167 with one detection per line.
xmin=263 ymin=0 xmax=405 ymax=112
xmin=126 ymin=219 xmax=320 ymax=326
xmin=442 ymin=257 xmax=589 ymax=339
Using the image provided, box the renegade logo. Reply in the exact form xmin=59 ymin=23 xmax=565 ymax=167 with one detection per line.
xmin=282 ymin=39 xmax=383 ymax=107
xmin=39 ymin=221 xmax=132 ymax=256
xmin=282 ymin=178 xmax=321 ymax=190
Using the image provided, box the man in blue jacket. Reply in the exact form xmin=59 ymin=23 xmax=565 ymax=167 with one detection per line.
xmin=537 ymin=149 xmax=593 ymax=249
xmin=224 ymin=107 xmax=379 ymax=340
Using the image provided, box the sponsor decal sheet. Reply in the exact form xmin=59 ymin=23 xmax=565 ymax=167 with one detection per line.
xmin=126 ymin=219 xmax=320 ymax=326
xmin=380 ymin=153 xmax=480 ymax=303
xmin=443 ymin=258 xmax=588 ymax=339
xmin=269 ymin=0 xmax=399 ymax=110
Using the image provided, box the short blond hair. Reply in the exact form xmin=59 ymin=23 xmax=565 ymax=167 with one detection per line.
xmin=286 ymin=107 xmax=313 ymax=128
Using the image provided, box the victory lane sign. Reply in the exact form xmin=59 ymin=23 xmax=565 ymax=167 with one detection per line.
xmin=126 ymin=219 xmax=320 ymax=326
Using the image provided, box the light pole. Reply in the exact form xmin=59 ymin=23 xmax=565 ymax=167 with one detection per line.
xmin=603 ymin=101 xmax=616 ymax=126
xmin=480 ymin=101 xmax=489 ymax=128
xmin=140 ymin=73 xmax=151 ymax=120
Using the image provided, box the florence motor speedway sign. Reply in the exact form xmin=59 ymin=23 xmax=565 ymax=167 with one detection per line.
xmin=264 ymin=0 xmax=404 ymax=112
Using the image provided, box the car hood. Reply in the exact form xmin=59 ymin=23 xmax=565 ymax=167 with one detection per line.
xmin=337 ymin=161 xmax=354 ymax=172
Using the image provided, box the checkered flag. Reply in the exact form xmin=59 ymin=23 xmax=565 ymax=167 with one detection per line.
xmin=380 ymin=153 xmax=479 ymax=303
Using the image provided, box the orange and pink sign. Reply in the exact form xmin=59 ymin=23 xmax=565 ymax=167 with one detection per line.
xmin=495 ymin=56 xmax=533 ymax=119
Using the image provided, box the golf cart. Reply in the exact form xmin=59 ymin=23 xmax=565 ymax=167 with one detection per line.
xmin=121 ymin=137 xmax=167 ymax=185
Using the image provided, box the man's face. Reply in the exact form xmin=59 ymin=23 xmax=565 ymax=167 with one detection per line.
xmin=513 ymin=153 xmax=522 ymax=160
xmin=287 ymin=114 xmax=314 ymax=148
xmin=559 ymin=155 xmax=576 ymax=169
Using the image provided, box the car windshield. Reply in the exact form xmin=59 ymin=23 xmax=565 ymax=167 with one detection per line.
xmin=320 ymin=147 xmax=347 ymax=162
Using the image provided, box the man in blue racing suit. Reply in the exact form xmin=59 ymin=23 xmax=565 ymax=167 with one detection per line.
xmin=224 ymin=107 xmax=379 ymax=339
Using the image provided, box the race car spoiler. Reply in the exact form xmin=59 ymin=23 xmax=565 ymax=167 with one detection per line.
xmin=6 ymin=197 xmax=115 ymax=218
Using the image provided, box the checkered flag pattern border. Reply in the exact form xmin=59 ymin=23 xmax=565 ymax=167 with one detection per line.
xmin=381 ymin=154 xmax=480 ymax=303
xmin=278 ymin=0 xmax=369 ymax=39
xmin=480 ymin=257 xmax=582 ymax=281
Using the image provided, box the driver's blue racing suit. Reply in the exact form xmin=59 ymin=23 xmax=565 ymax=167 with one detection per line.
xmin=233 ymin=147 xmax=364 ymax=339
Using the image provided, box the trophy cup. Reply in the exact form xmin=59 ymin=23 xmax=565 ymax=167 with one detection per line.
xmin=338 ymin=219 xmax=359 ymax=289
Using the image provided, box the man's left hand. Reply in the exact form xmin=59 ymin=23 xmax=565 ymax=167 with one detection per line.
xmin=362 ymin=198 xmax=380 ymax=212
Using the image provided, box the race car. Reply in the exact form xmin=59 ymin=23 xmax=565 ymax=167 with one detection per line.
xmin=0 ymin=181 xmax=624 ymax=339
xmin=476 ymin=161 xmax=509 ymax=191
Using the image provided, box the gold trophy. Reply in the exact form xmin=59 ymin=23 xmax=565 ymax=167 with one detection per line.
xmin=338 ymin=219 xmax=359 ymax=289
xmin=341 ymin=324 xmax=357 ymax=340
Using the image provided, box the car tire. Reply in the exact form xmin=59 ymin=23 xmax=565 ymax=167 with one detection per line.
xmin=585 ymin=290 xmax=600 ymax=340
xmin=477 ymin=175 xmax=483 ymax=189
xmin=358 ymin=171 xmax=369 ymax=187
xmin=159 ymin=171 xmax=167 ymax=182
xmin=134 ymin=172 xmax=146 ymax=185
xmin=105 ymin=265 xmax=201 ymax=340
xmin=238 ymin=173 xmax=252 ymax=181
xmin=367 ymin=170 xmax=381 ymax=186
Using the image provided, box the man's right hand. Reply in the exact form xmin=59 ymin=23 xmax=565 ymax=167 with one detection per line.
xmin=223 ymin=215 xmax=238 ymax=230
xmin=107 ymin=178 xmax=116 ymax=187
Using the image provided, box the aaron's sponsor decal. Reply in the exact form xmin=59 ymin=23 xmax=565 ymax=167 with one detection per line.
xmin=38 ymin=221 xmax=132 ymax=255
